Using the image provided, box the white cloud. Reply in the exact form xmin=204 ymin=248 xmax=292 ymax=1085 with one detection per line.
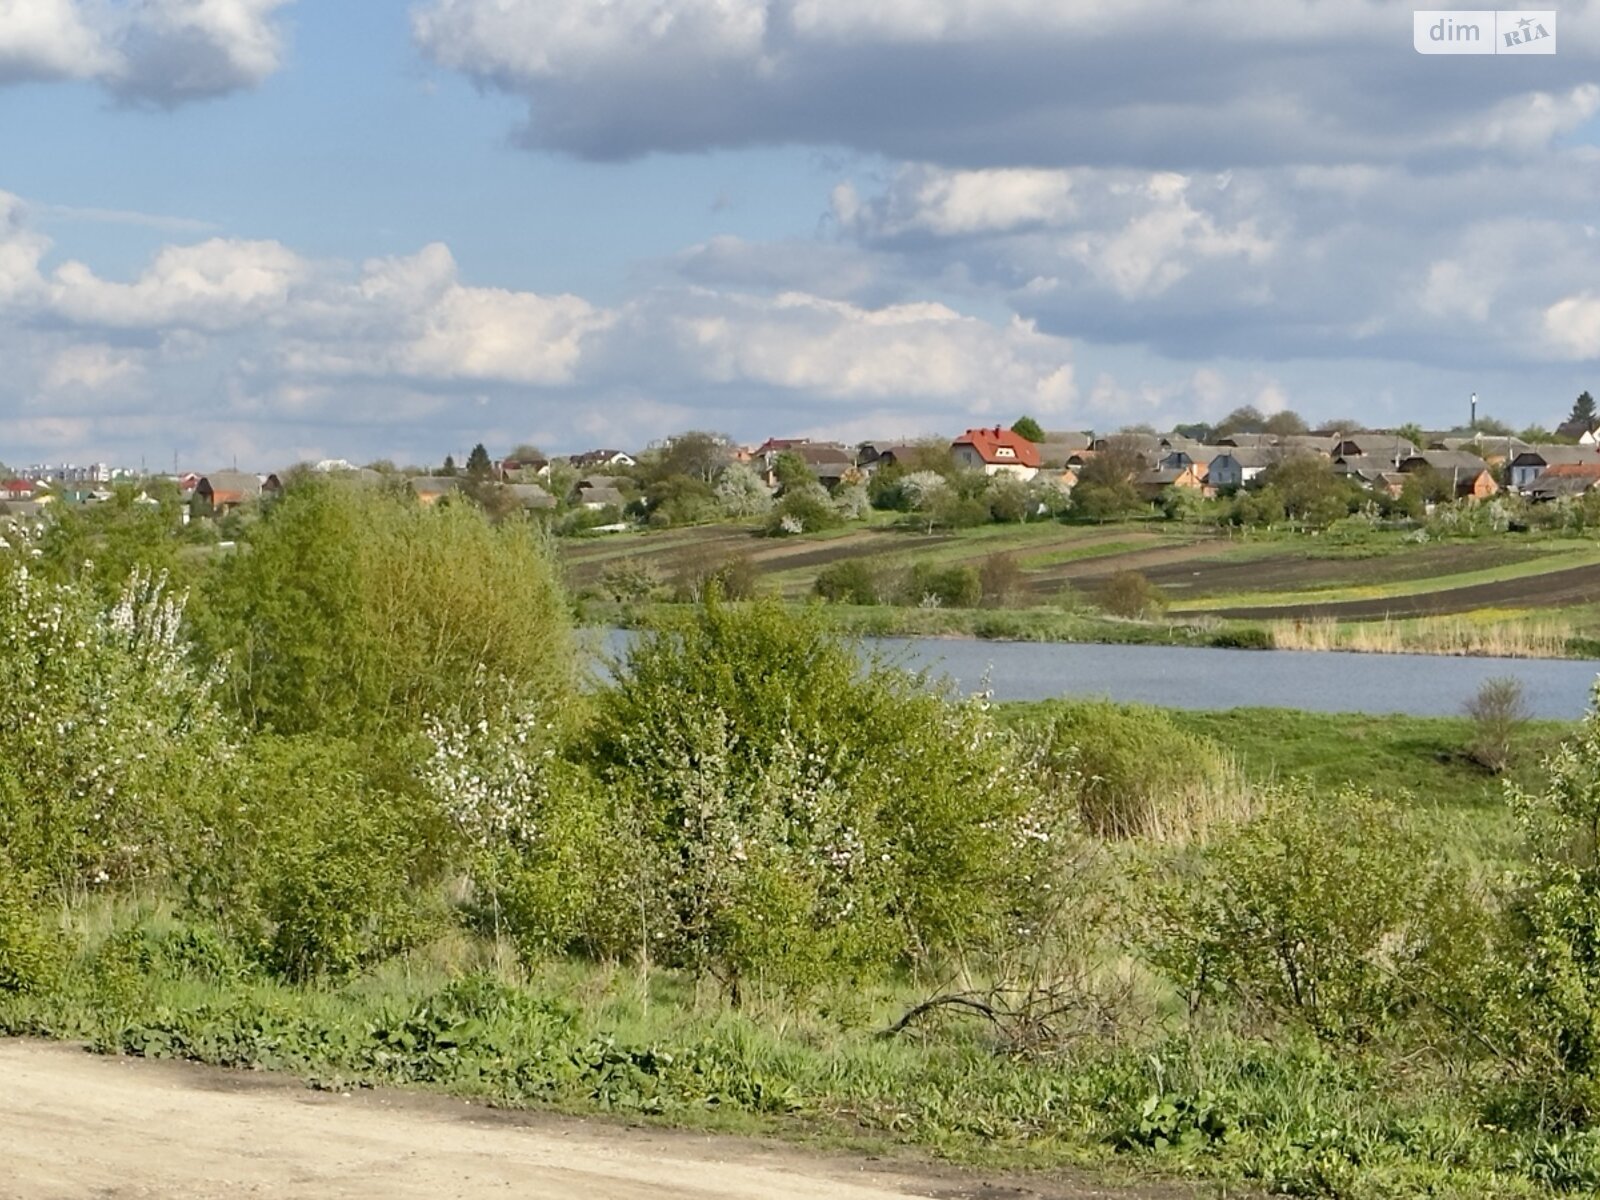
xmin=0 ymin=0 xmax=292 ymax=103
xmin=614 ymin=288 xmax=1077 ymax=412
xmin=0 ymin=0 xmax=115 ymax=81
xmin=0 ymin=192 xmax=49 ymax=304
xmin=40 ymin=344 xmax=147 ymax=394
xmin=1545 ymin=292 xmax=1600 ymax=360
xmin=279 ymin=245 xmax=612 ymax=385
xmin=413 ymin=0 xmax=767 ymax=80
xmin=834 ymin=166 xmax=1076 ymax=238
xmin=114 ymin=0 xmax=293 ymax=104
xmin=1456 ymin=85 xmax=1600 ymax=154
xmin=48 ymin=239 xmax=307 ymax=330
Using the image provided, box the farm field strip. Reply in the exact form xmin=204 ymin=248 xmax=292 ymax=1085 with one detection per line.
xmin=1167 ymin=545 xmax=1600 ymax=612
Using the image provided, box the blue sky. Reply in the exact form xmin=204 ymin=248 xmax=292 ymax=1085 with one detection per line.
xmin=2 ymin=1 xmax=1598 ymax=468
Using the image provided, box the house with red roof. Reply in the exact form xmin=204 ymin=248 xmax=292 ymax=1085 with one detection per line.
xmin=950 ymin=427 xmax=1041 ymax=480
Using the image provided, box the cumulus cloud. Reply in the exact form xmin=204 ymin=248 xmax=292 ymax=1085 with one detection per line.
xmin=414 ymin=0 xmax=1600 ymax=166
xmin=48 ymin=238 xmax=308 ymax=330
xmin=40 ymin=343 xmax=147 ymax=394
xmin=608 ymin=288 xmax=1076 ymax=412
xmin=759 ymin=155 xmax=1599 ymax=368
xmin=0 ymin=0 xmax=292 ymax=103
xmin=0 ymin=196 xmax=1101 ymax=464
xmin=1545 ymin=293 xmax=1600 ymax=360
xmin=276 ymin=244 xmax=612 ymax=386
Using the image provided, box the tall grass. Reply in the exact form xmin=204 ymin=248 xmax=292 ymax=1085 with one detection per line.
xmin=1031 ymin=699 xmax=1257 ymax=843
xmin=1269 ymin=614 xmax=1571 ymax=658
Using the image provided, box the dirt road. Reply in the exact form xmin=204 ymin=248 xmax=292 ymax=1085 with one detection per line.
xmin=0 ymin=1041 xmax=1196 ymax=1200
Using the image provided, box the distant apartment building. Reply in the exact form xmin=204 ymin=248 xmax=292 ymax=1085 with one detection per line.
xmin=27 ymin=462 xmax=112 ymax=484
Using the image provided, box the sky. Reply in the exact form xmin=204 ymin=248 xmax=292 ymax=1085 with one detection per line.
xmin=2 ymin=0 xmax=1599 ymax=470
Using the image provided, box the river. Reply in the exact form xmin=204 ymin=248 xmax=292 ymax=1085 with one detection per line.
xmin=593 ymin=631 xmax=1600 ymax=719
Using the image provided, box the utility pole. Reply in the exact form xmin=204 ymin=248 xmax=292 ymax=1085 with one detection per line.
xmin=1471 ymin=392 xmax=1478 ymax=431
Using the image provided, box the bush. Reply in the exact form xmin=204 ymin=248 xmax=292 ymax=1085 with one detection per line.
xmin=187 ymin=735 xmax=443 ymax=982
xmin=1036 ymin=700 xmax=1248 ymax=840
xmin=422 ymin=699 xmax=618 ymax=962
xmin=1097 ymin=570 xmax=1168 ymax=619
xmin=0 ymin=853 xmax=65 ymax=994
xmin=1209 ymin=627 xmax=1275 ymax=650
xmin=765 ymin=484 xmax=843 ymax=535
xmin=0 ymin=553 xmax=232 ymax=890
xmin=588 ymin=597 xmax=1067 ymax=994
xmin=1504 ymin=699 xmax=1600 ymax=1081
xmin=813 ymin=559 xmax=880 ymax=605
xmin=902 ymin=563 xmax=981 ymax=609
xmin=598 ymin=561 xmax=661 ymax=602
xmin=673 ymin=552 xmax=761 ymax=602
xmin=199 ymin=478 xmax=573 ymax=740
xmin=1465 ymin=675 xmax=1530 ymax=774
xmin=1142 ymin=790 xmax=1488 ymax=1042
xmin=978 ymin=554 xmax=1026 ymax=608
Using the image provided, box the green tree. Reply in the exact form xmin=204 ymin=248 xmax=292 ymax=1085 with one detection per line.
xmin=645 ymin=431 xmax=732 ymax=485
xmin=36 ymin=484 xmax=187 ymax=603
xmin=1265 ymin=456 xmax=1358 ymax=528
xmin=440 ymin=454 xmax=458 ymax=477
xmin=1262 ymin=409 xmax=1309 ymax=436
xmin=1071 ymin=435 xmax=1145 ymax=520
xmin=1570 ymin=391 xmax=1597 ymax=428
xmin=1216 ymin=406 xmax=1267 ymax=436
xmin=1011 ymin=415 xmax=1046 ymax=443
xmin=771 ymin=450 xmax=818 ymax=493
xmin=198 ymin=477 xmax=571 ymax=741
xmin=466 ymin=443 xmax=493 ymax=480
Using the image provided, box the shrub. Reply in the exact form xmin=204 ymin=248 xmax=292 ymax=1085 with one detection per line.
xmin=1504 ymin=699 xmax=1600 ymax=1082
xmin=0 ymin=553 xmax=232 ymax=890
xmin=673 ymin=552 xmax=761 ymax=602
xmin=1036 ymin=700 xmax=1249 ymax=840
xmin=588 ymin=597 xmax=1067 ymax=994
xmin=1097 ymin=570 xmax=1168 ymax=619
xmin=1209 ymin=627 xmax=1275 ymax=650
xmin=187 ymin=735 xmax=443 ymax=981
xmin=765 ymin=484 xmax=843 ymax=535
xmin=902 ymin=563 xmax=982 ymax=609
xmin=199 ymin=478 xmax=573 ymax=740
xmin=422 ymin=698 xmax=616 ymax=962
xmin=813 ymin=560 xmax=880 ymax=605
xmin=1142 ymin=790 xmax=1489 ymax=1042
xmin=0 ymin=853 xmax=65 ymax=994
xmin=1465 ymin=675 xmax=1530 ymax=774
xmin=987 ymin=479 xmax=1031 ymax=524
xmin=598 ymin=561 xmax=661 ymax=602
xmin=832 ymin=482 xmax=871 ymax=521
xmin=978 ymin=554 xmax=1026 ymax=608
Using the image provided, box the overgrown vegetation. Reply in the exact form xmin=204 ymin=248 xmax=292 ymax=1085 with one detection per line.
xmin=16 ymin=476 xmax=1600 ymax=1196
